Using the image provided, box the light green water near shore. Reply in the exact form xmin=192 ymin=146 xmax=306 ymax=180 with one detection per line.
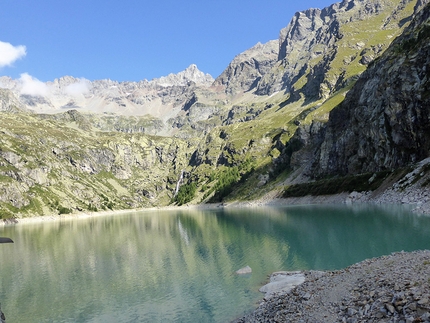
xmin=0 ymin=205 xmax=430 ymax=322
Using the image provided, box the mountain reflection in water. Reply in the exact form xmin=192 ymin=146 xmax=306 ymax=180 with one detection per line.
xmin=0 ymin=205 xmax=429 ymax=322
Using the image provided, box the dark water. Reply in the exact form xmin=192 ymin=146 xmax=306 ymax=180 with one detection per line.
xmin=0 ymin=204 xmax=429 ymax=322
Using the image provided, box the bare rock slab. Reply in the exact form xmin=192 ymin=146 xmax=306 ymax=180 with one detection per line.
xmin=259 ymin=271 xmax=305 ymax=295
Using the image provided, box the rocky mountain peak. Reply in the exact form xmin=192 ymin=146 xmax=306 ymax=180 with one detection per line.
xmin=153 ymin=64 xmax=214 ymax=87
xmin=213 ymin=40 xmax=279 ymax=94
xmin=255 ymin=0 xmax=421 ymax=97
xmin=278 ymin=8 xmax=326 ymax=61
xmin=231 ymin=41 xmax=279 ymax=64
xmin=0 ymin=64 xmax=214 ymax=118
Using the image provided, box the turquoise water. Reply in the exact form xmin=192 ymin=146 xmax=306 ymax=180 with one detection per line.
xmin=0 ymin=204 xmax=430 ymax=322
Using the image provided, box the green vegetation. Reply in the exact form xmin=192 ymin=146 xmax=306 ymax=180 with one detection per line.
xmin=283 ymin=171 xmax=392 ymax=197
xmin=209 ymin=159 xmax=255 ymax=202
xmin=174 ymin=183 xmax=197 ymax=206
xmin=50 ymin=200 xmax=72 ymax=215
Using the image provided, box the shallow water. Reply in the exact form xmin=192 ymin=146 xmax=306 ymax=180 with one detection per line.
xmin=1 ymin=204 xmax=429 ymax=322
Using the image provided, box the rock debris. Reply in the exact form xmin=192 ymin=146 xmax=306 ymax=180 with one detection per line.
xmin=232 ymin=250 xmax=430 ymax=323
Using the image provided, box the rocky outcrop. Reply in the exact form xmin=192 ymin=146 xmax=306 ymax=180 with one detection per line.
xmin=255 ymin=0 xmax=420 ymax=99
xmin=234 ymin=250 xmax=430 ymax=323
xmin=213 ymin=41 xmax=278 ymax=95
xmin=310 ymin=2 xmax=430 ymax=177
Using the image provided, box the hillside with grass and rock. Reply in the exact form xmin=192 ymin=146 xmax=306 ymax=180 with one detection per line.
xmin=1 ymin=0 xmax=430 ymax=219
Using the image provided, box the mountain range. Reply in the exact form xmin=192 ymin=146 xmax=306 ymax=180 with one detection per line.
xmin=0 ymin=0 xmax=429 ymax=218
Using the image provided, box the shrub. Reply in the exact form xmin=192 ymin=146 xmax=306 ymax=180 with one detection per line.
xmin=283 ymin=171 xmax=391 ymax=197
xmin=58 ymin=206 xmax=72 ymax=215
xmin=175 ymin=183 xmax=197 ymax=206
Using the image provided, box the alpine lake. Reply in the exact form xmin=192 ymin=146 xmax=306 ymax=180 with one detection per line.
xmin=1 ymin=204 xmax=430 ymax=323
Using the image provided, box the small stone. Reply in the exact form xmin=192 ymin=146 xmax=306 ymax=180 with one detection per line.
xmin=302 ymin=292 xmax=311 ymax=300
xmin=385 ymin=303 xmax=395 ymax=314
xmin=408 ymin=302 xmax=417 ymax=311
xmin=421 ymin=312 xmax=430 ymax=321
xmin=235 ymin=265 xmax=252 ymax=274
xmin=395 ymin=299 xmax=407 ymax=307
xmin=376 ymin=311 xmax=385 ymax=319
xmin=364 ymin=304 xmax=371 ymax=315
xmin=418 ymin=297 xmax=429 ymax=305
xmin=347 ymin=308 xmax=358 ymax=316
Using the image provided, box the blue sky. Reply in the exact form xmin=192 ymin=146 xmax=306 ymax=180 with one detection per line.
xmin=1 ymin=0 xmax=336 ymax=82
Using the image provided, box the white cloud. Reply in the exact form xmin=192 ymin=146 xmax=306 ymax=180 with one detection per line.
xmin=0 ymin=41 xmax=26 ymax=68
xmin=19 ymin=73 xmax=49 ymax=96
xmin=65 ymin=79 xmax=91 ymax=96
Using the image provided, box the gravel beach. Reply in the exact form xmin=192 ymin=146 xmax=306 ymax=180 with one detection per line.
xmin=232 ymin=250 xmax=430 ymax=323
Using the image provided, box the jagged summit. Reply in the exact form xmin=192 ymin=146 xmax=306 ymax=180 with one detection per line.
xmin=0 ymin=64 xmax=214 ymax=117
xmin=154 ymin=64 xmax=214 ymax=87
xmin=213 ymin=40 xmax=278 ymax=94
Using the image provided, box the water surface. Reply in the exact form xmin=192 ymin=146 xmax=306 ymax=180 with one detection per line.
xmin=0 ymin=205 xmax=429 ymax=322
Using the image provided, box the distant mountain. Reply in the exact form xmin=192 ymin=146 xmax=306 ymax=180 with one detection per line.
xmin=0 ymin=64 xmax=214 ymax=118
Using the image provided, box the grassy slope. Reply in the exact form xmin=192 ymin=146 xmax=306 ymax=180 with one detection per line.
xmin=0 ymin=112 xmax=191 ymax=218
xmin=186 ymin=0 xmax=419 ymax=204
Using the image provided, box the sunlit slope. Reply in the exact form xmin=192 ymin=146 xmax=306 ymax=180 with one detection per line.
xmin=0 ymin=112 xmax=191 ymax=218
xmin=183 ymin=0 xmax=423 ymax=203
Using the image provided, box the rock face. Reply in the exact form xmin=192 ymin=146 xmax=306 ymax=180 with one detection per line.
xmin=213 ymin=41 xmax=279 ymax=95
xmin=255 ymin=6 xmax=341 ymax=96
xmin=0 ymin=88 xmax=28 ymax=113
xmin=310 ymin=1 xmax=430 ymax=177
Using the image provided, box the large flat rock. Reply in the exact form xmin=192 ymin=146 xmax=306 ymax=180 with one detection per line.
xmin=259 ymin=271 xmax=305 ymax=296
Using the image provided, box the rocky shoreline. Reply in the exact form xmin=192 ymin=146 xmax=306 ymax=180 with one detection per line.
xmin=232 ymin=250 xmax=430 ymax=323
xmin=229 ymin=161 xmax=430 ymax=323
xmin=229 ymin=158 xmax=430 ymax=217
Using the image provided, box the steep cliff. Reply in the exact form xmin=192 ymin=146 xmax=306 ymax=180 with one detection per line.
xmin=309 ymin=1 xmax=430 ymax=177
xmin=0 ymin=88 xmax=28 ymax=113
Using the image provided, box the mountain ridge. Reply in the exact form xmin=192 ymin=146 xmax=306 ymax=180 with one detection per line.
xmin=1 ymin=0 xmax=429 ymax=218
